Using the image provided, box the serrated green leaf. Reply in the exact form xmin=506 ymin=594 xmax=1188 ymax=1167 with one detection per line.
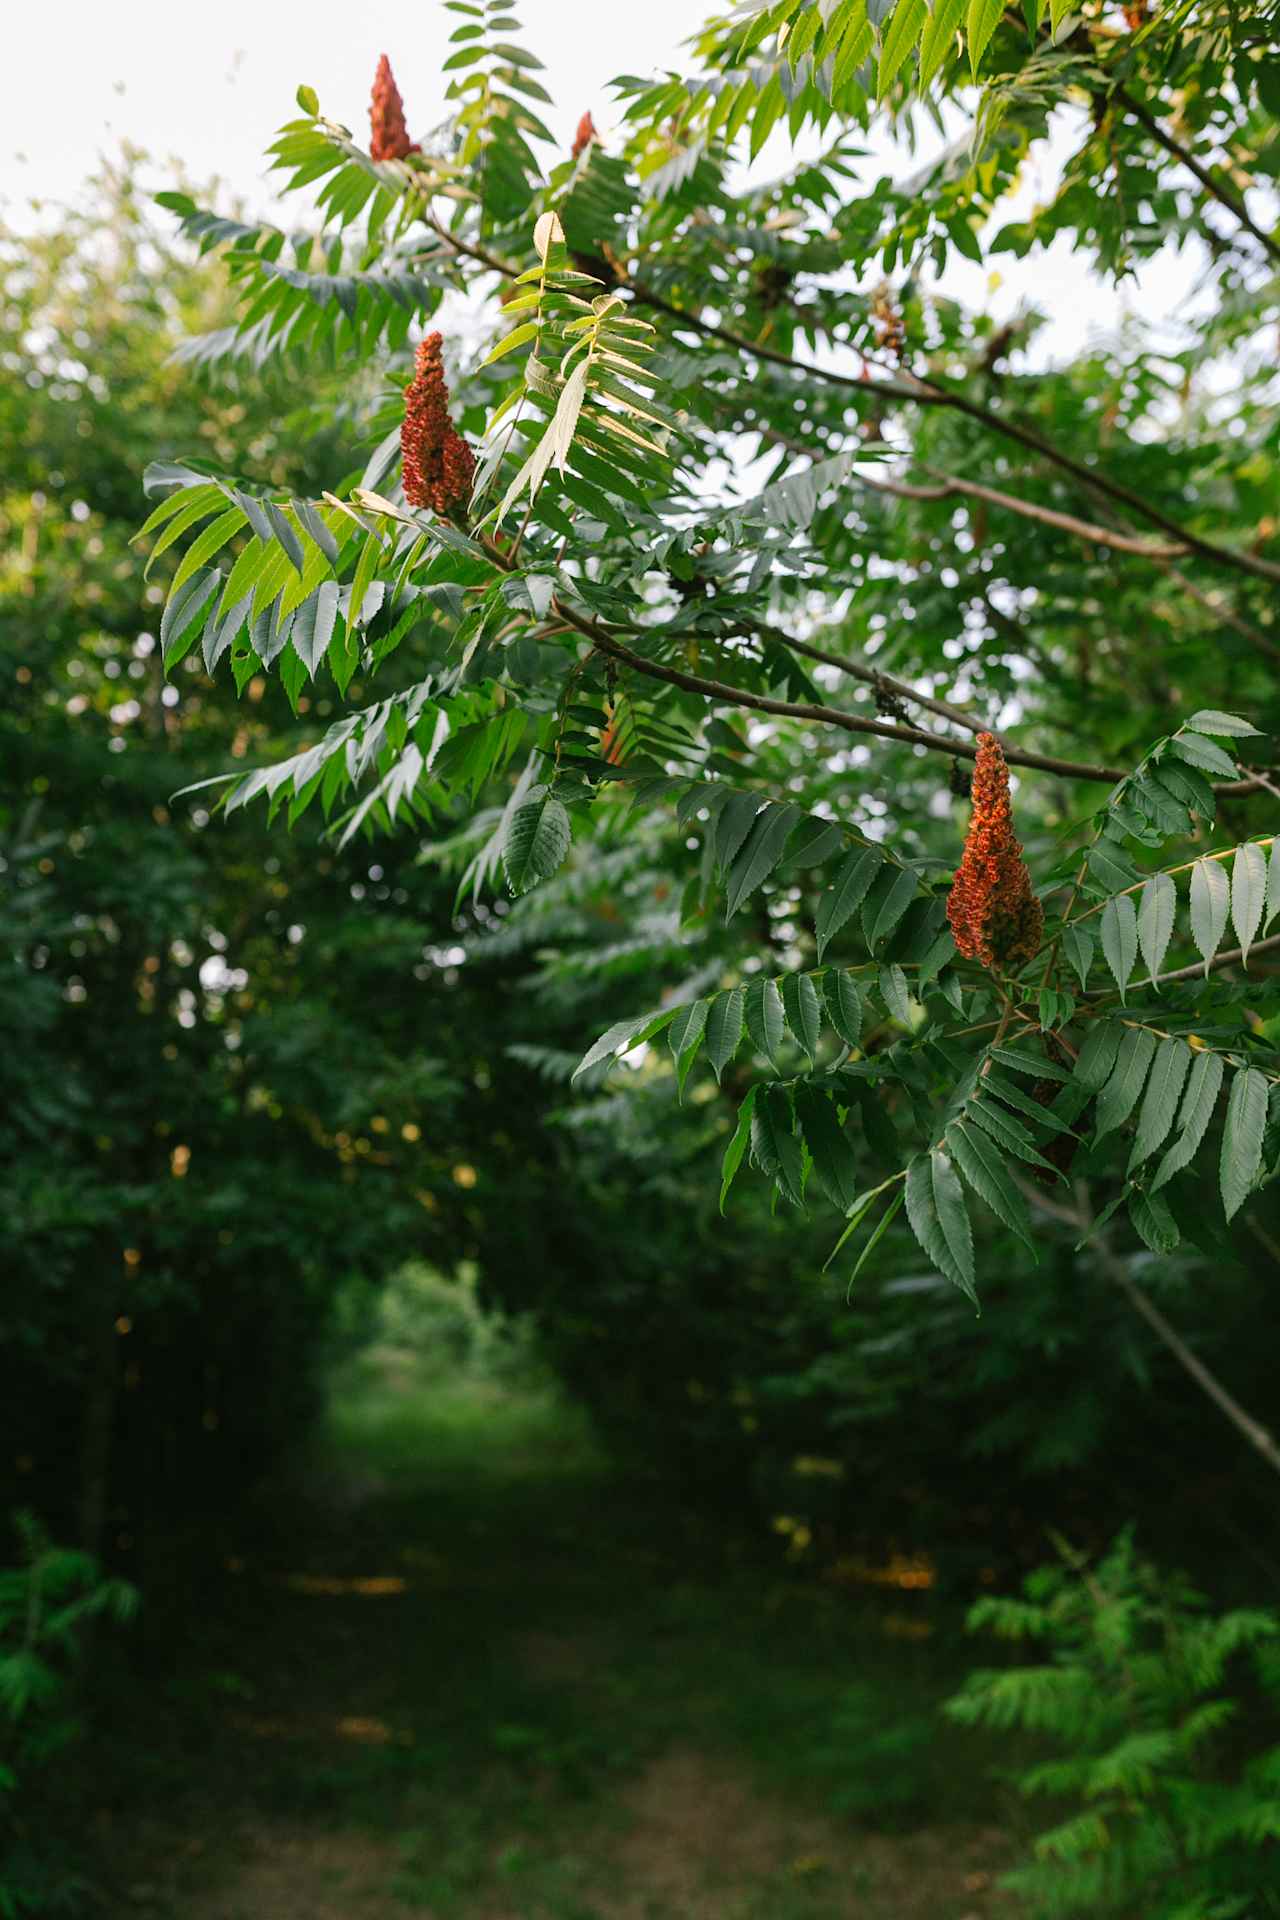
xmin=218 ymin=534 xmax=272 ymax=616
xmin=844 ymin=1187 xmax=905 ymax=1290
xmin=1190 ymin=857 xmax=1230 ymax=974
xmin=1188 ymin=709 xmax=1262 ymax=738
xmin=850 ymin=1079 xmax=898 ymax=1168
xmin=1086 ymin=842 xmax=1141 ymax=896
xmin=1151 ymin=1049 xmax=1225 ymax=1193
xmin=136 ymin=476 xmax=222 ymax=548
xmin=1129 ymin=1189 xmax=1180 ymax=1254
xmin=868 ymin=865 xmax=917 ymax=949
xmin=142 ymin=486 xmax=226 ymax=574
xmin=1171 ymin=732 xmax=1238 ymax=778
xmin=1038 ymin=987 xmax=1076 ymax=1033
xmin=879 ymin=963 xmax=912 ymax=1025
xmin=966 ymin=0 xmax=1003 ymax=77
xmin=572 ymin=1006 xmax=676 ymax=1082
xmin=715 ymin=790 xmax=762 ymax=873
xmin=481 ymin=321 xmax=539 ymax=368
xmin=347 ymin=529 xmax=383 ymax=631
xmin=503 ymin=789 xmax=572 ymax=895
xmin=252 ymin=589 xmax=292 ymax=668
xmin=725 ymin=803 xmax=801 ymax=919
xmin=705 ymin=987 xmax=745 ymax=1083
xmin=877 ymin=0 xmax=927 ymax=97
xmin=204 ymin=589 xmax=251 ymax=673
xmin=265 ymin=500 xmax=306 ymax=575
xmin=816 ymin=846 xmax=882 ymax=962
xmin=1101 ymin=894 xmax=1138 ymax=1002
xmin=1095 ymin=1026 xmax=1157 ymax=1138
xmin=1231 ymin=841 xmax=1267 ymax=965
xmin=796 ymin=1086 xmax=860 ymax=1213
xmin=969 ymin=1100 xmax=1058 ymax=1173
xmin=290 ymin=578 xmax=339 ymax=677
xmin=720 ymin=1086 xmax=757 ymax=1214
xmin=1061 ymin=924 xmax=1095 ymax=991
xmin=1127 ymin=1036 xmax=1192 ymax=1171
xmin=822 ymin=1184 xmax=886 ymax=1275
xmin=161 ymin=567 xmax=221 ymax=667
xmin=905 ymin=1150 xmax=976 ymax=1303
xmin=782 ymin=972 xmax=823 ymax=1062
xmin=668 ymin=998 xmax=709 ymax=1096
xmin=918 ymin=0 xmax=966 ymax=90
xmin=1220 ymin=1066 xmax=1268 ymax=1221
xmin=786 ymin=3 xmax=823 ymax=69
xmin=1151 ymin=760 xmax=1215 ymax=821
xmin=1074 ymin=1019 xmax=1123 ymax=1092
xmin=1137 ymin=873 xmax=1176 ymax=987
xmin=989 ymin=1046 xmax=1070 ymax=1082
xmin=167 ymin=504 xmax=246 ymax=600
xmin=744 ymin=975 xmax=786 ymax=1069
xmin=1267 ymin=839 xmax=1280 ymax=932
xmin=754 ymin=1085 xmax=805 ymax=1206
xmin=983 ymin=1071 xmax=1079 ymax=1136
xmin=947 ymin=1121 xmax=1036 ymax=1253
xmin=823 ymin=970 xmax=864 ymax=1049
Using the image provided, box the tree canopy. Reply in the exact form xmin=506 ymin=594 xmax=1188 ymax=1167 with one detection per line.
xmin=138 ymin=1 xmax=1278 ymax=1413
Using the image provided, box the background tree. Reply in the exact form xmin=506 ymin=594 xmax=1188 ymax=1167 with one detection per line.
xmin=1 ymin=162 xmax=508 ymax=1575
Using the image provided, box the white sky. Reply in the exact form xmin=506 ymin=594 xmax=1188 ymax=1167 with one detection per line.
xmin=2 ymin=0 xmax=1206 ymax=365
xmin=2 ymin=1 xmax=697 ymax=216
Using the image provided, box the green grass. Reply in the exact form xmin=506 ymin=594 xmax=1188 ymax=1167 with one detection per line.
xmin=105 ymin=1350 xmax=1024 ymax=1919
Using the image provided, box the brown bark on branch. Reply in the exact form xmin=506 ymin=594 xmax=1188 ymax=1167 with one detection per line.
xmin=1115 ymin=85 xmax=1280 ymax=268
xmin=476 ymin=537 xmax=1268 ymax=792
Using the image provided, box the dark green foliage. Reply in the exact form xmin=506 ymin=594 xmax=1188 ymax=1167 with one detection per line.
xmin=0 ymin=1516 xmax=136 ymax=1915
xmin=949 ymin=1533 xmax=1280 ymax=1916
xmin=0 ymin=170 xmax=425 ymax=1562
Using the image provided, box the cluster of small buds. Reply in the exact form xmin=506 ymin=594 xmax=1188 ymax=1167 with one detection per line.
xmin=401 ymin=334 xmax=475 ymax=517
xmin=369 ymin=55 xmax=420 ymax=162
xmin=571 ymin=111 xmax=598 ymax=161
xmin=946 ymin=733 xmax=1044 ymax=974
xmin=870 ymin=282 xmax=906 ymax=361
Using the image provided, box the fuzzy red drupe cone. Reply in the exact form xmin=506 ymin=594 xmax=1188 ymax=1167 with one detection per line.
xmin=369 ymin=55 xmax=420 ymax=162
xmin=571 ymin=111 xmax=598 ymax=160
xmin=401 ymin=333 xmax=475 ymax=517
xmin=946 ymin=732 xmax=1044 ymax=973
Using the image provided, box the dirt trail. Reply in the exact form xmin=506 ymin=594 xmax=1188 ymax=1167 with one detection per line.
xmin=109 ymin=1370 xmax=1017 ymax=1919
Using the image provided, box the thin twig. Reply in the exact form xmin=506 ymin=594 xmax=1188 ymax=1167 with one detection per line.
xmin=910 ymin=464 xmax=1189 ymax=560
xmin=625 ymin=280 xmax=1280 ymax=587
xmin=1087 ymin=930 xmax=1280 ymax=993
xmin=741 ymin=421 xmax=1280 ymax=667
xmin=738 ymin=619 xmax=988 ymax=738
xmin=1158 ymin=563 xmax=1280 ymax=663
xmin=1018 ymin=1178 xmax=1280 ymax=1480
xmin=421 ymin=214 xmax=1280 ymax=587
xmin=481 ymin=537 xmax=1266 ymax=791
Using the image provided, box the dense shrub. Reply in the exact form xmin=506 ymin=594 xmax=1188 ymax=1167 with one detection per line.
xmin=949 ymin=1534 xmax=1280 ymax=1916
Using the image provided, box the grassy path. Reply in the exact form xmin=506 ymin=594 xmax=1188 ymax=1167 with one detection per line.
xmin=108 ymin=1358 xmax=1020 ymax=1918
